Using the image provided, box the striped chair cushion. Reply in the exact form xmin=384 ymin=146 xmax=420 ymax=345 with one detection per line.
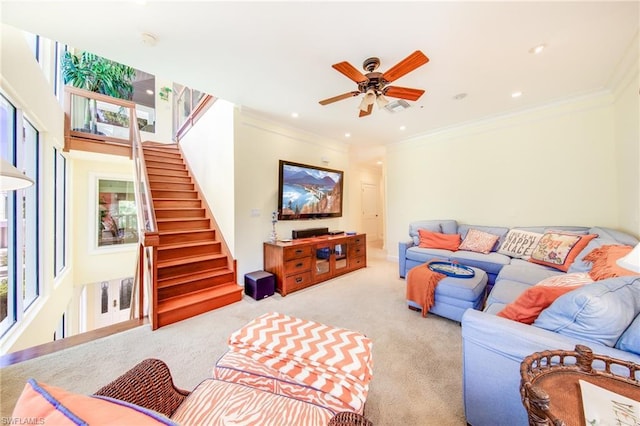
xmin=171 ymin=379 xmax=333 ymax=426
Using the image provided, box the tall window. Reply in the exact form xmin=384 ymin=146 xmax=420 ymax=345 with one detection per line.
xmin=1 ymin=93 xmax=40 ymax=337
xmin=54 ymin=148 xmax=66 ymax=276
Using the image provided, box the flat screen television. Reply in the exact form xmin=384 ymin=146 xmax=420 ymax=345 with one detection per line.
xmin=278 ymin=160 xmax=344 ymax=220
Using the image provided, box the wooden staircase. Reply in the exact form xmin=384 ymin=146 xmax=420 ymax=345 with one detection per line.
xmin=142 ymin=142 xmax=242 ymax=328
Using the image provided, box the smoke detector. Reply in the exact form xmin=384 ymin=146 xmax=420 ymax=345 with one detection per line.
xmin=141 ymin=32 xmax=157 ymax=47
xmin=384 ymin=99 xmax=411 ymax=113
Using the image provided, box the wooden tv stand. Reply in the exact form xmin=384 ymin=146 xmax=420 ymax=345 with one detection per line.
xmin=263 ymin=233 xmax=366 ymax=296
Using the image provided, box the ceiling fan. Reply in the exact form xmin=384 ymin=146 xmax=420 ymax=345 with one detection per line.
xmin=319 ymin=50 xmax=429 ymax=117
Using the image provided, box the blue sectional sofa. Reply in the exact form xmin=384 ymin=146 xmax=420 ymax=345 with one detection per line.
xmin=399 ymin=220 xmax=640 ymax=425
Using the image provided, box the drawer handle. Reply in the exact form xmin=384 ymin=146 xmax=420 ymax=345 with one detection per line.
xmin=296 ymin=262 xmax=303 ymax=268
xmin=295 ymin=249 xmax=303 ymax=254
xmin=295 ymin=277 xmax=303 ymax=283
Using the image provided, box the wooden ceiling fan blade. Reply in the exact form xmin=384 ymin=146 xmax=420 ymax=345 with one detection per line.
xmin=332 ymin=61 xmax=368 ymax=83
xmin=359 ymin=103 xmax=373 ymax=118
xmin=384 ymin=86 xmax=425 ymax=101
xmin=382 ymin=50 xmax=429 ymax=83
xmin=319 ymin=91 xmax=360 ymax=105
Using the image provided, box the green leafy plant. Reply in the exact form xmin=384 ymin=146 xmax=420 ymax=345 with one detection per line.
xmin=61 ymin=51 xmax=135 ymax=100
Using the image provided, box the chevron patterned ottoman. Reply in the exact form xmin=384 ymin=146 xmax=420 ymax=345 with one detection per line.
xmin=213 ymin=312 xmax=373 ymax=414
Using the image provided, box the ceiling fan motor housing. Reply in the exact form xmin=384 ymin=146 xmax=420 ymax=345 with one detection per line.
xmin=359 ymin=72 xmax=384 ymax=94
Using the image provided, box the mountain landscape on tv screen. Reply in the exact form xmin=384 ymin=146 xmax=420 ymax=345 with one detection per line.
xmin=281 ymin=165 xmax=342 ymax=217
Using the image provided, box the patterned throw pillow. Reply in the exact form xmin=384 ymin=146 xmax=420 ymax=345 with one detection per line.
xmin=458 ymin=229 xmax=500 ymax=254
xmin=497 ymin=229 xmax=543 ymax=259
xmin=529 ymin=232 xmax=598 ymax=272
xmin=534 ymin=272 xmax=594 ymax=287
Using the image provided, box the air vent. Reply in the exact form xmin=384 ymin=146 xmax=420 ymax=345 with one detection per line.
xmin=384 ymin=99 xmax=410 ymax=113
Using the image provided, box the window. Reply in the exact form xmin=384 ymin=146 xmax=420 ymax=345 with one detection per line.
xmin=97 ymin=179 xmax=138 ymax=247
xmin=0 ymin=93 xmax=41 ymax=337
xmin=54 ymin=147 xmax=66 ymax=276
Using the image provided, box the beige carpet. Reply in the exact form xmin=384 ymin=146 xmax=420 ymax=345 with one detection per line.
xmin=0 ymin=244 xmax=466 ymax=425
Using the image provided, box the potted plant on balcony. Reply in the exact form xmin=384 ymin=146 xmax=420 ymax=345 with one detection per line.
xmin=61 ymin=51 xmax=136 ymax=133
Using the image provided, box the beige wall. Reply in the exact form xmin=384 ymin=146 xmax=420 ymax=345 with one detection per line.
xmin=233 ymin=110 xmax=351 ymax=281
xmin=612 ymin=61 xmax=639 ymax=237
xmin=385 ymin=92 xmax=630 ymax=259
xmin=69 ymin=151 xmax=137 ymax=284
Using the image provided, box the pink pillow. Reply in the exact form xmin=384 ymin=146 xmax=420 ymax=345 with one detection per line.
xmin=534 ymin=272 xmax=594 ymax=287
xmin=418 ymin=229 xmax=461 ymax=251
xmin=497 ymin=285 xmax=582 ymax=324
xmin=458 ymin=229 xmax=499 ymax=254
xmin=12 ymin=379 xmax=173 ymax=425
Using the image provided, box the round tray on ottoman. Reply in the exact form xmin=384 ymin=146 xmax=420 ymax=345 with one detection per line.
xmin=407 ymin=265 xmax=488 ymax=322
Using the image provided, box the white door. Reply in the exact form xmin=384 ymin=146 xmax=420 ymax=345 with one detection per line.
xmin=94 ymin=278 xmax=132 ymax=329
xmin=361 ymin=182 xmax=380 ymax=242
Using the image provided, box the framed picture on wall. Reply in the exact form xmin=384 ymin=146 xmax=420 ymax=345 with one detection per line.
xmin=96 ymin=179 xmax=139 ymax=247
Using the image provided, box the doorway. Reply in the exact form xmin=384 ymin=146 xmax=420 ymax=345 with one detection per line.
xmin=361 ymin=182 xmax=381 ymax=242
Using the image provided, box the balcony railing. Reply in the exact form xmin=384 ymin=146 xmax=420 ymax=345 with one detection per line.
xmin=63 ymin=85 xmax=158 ymax=326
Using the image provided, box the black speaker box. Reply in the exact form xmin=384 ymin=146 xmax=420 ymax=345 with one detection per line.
xmin=292 ymin=227 xmax=329 ymax=239
xmin=244 ymin=271 xmax=275 ymax=300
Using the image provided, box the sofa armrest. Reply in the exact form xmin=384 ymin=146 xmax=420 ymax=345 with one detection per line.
xmin=398 ymin=239 xmax=415 ymax=278
xmin=94 ymin=358 xmax=191 ymax=418
xmin=460 ymin=309 xmax=640 ymax=426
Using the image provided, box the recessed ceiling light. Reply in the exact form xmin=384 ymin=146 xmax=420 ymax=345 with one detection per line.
xmin=453 ymin=93 xmax=467 ymax=100
xmin=344 ymin=133 xmax=351 ymax=138
xmin=146 ymin=89 xmax=154 ymax=95
xmin=399 ymin=125 xmax=406 ymax=131
xmin=291 ymin=112 xmax=299 ymax=118
xmin=511 ymin=91 xmax=523 ymax=98
xmin=376 ymin=161 xmax=383 ymax=165
xmin=529 ymin=44 xmax=546 ymax=54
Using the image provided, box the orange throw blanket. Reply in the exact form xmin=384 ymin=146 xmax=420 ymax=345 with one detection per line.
xmin=406 ymin=262 xmax=446 ymax=317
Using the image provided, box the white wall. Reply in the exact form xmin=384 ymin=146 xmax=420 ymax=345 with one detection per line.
xmin=1 ymin=25 xmax=72 ymax=353
xmin=180 ymin=99 xmax=236 ymax=254
xmin=385 ymin=92 xmax=626 ymax=259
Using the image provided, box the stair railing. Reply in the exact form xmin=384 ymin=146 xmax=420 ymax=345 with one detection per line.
xmin=130 ymin=108 xmax=160 ymax=329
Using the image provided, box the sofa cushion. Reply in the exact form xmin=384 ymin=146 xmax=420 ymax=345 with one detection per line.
xmin=583 ymin=245 xmax=636 ymax=281
xmin=486 ymin=280 xmax=532 ymax=306
xmin=449 ymin=251 xmax=511 ymax=275
xmin=529 ymin=232 xmax=598 ymax=272
xmin=496 ymin=263 xmax=564 ymax=286
xmin=417 ymin=229 xmax=461 ymax=250
xmin=409 ymin=221 xmax=442 ymax=246
xmin=567 ymin=237 xmax=617 ymax=273
xmin=406 ymin=246 xmax=453 ymax=264
xmin=409 ymin=220 xmax=458 ymax=245
xmin=12 ymin=379 xmax=176 ymax=425
xmin=497 ymin=285 xmax=583 ymax=324
xmin=589 ymin=227 xmax=639 ymax=247
xmin=459 ymin=229 xmax=500 ymax=254
xmin=534 ymin=276 xmax=640 ymax=347
xmin=497 ymin=229 xmax=543 ymax=259
xmin=616 ymin=314 xmax=640 ymax=355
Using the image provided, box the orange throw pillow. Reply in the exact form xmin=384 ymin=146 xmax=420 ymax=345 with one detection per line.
xmin=584 ymin=244 xmax=635 ymax=281
xmin=497 ymin=285 xmax=582 ymax=324
xmin=418 ymin=229 xmax=461 ymax=250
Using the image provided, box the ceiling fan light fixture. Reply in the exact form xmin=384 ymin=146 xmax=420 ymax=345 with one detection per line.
xmin=376 ymin=93 xmax=390 ymax=109
xmin=359 ymin=89 xmax=376 ymax=112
